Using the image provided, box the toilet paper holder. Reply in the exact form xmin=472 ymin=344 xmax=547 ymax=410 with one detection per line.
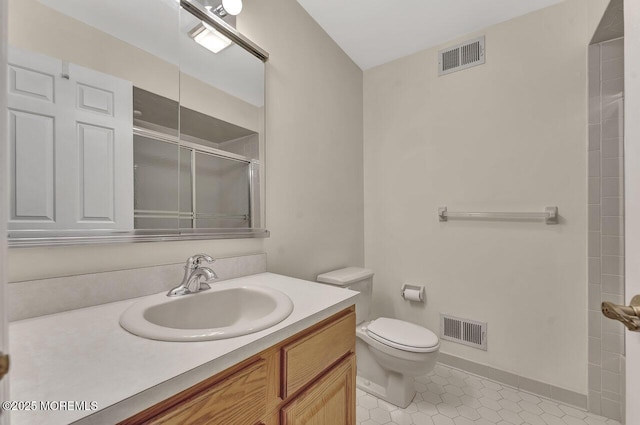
xmin=401 ymin=284 xmax=425 ymax=302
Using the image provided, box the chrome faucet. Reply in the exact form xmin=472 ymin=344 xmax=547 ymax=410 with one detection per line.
xmin=167 ymin=254 xmax=218 ymax=297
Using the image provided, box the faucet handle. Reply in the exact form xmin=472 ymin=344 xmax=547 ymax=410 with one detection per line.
xmin=194 ymin=254 xmax=214 ymax=267
xmin=186 ymin=254 xmax=215 ymax=269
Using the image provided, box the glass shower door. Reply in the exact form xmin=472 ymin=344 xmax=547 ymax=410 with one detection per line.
xmin=193 ymin=151 xmax=251 ymax=229
xmin=132 ymin=134 xmax=181 ymax=229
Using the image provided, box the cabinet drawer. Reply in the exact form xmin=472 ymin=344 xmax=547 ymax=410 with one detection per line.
xmin=148 ymin=360 xmax=267 ymax=425
xmin=281 ymin=354 xmax=356 ymax=425
xmin=282 ymin=311 xmax=355 ymax=398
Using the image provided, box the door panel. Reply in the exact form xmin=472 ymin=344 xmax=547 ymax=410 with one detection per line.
xmin=1 ymin=1 xmax=10 ymax=423
xmin=9 ymin=63 xmax=54 ymax=101
xmin=7 ymin=47 xmax=63 ymax=229
xmin=67 ymin=61 xmax=133 ymax=229
xmin=77 ymin=84 xmax=114 ymax=116
xmin=281 ymin=355 xmax=355 ymax=425
xmin=9 ymin=110 xmax=55 ymax=221
xmin=77 ymin=123 xmax=115 ymax=221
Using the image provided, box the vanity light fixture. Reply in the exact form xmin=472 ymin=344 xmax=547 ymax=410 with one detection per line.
xmin=189 ymin=21 xmax=232 ymax=54
xmin=206 ymin=0 xmax=243 ymax=18
xmin=221 ymin=0 xmax=242 ymax=15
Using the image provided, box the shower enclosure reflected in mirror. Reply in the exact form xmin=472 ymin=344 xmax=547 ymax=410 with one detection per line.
xmin=6 ymin=0 xmax=268 ymax=246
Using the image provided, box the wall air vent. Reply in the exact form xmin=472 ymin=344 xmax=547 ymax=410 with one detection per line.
xmin=440 ymin=314 xmax=487 ymax=350
xmin=438 ymin=36 xmax=485 ymax=76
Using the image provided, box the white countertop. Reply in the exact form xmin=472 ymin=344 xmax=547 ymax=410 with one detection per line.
xmin=8 ymin=272 xmax=358 ymax=425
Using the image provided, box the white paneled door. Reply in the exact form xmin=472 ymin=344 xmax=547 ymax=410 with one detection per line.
xmin=7 ymin=47 xmax=133 ymax=231
xmin=0 ymin=0 xmax=9 ymax=423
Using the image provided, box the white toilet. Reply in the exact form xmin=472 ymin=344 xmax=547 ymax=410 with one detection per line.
xmin=317 ymin=267 xmax=439 ymax=408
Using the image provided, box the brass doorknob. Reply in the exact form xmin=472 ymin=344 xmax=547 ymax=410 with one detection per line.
xmin=0 ymin=352 xmax=8 ymax=381
xmin=601 ymin=295 xmax=640 ymax=332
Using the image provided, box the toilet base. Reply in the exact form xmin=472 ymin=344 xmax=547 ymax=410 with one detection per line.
xmin=355 ymin=322 xmax=438 ymax=408
xmin=356 ymin=371 xmax=416 ymax=408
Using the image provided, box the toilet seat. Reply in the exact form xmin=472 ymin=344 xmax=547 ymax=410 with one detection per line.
xmin=366 ymin=317 xmax=439 ymax=353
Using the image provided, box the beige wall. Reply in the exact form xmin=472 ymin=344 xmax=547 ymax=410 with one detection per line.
xmin=240 ymin=0 xmax=365 ymax=281
xmin=7 ymin=0 xmax=364 ymax=282
xmin=588 ymin=0 xmax=613 ymax=41
xmin=363 ymin=0 xmax=604 ymax=394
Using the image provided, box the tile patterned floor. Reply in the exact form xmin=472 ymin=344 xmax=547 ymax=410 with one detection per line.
xmin=356 ymin=364 xmax=622 ymax=425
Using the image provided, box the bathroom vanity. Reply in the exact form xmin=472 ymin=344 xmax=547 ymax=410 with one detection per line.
xmin=8 ymin=271 xmax=358 ymax=425
xmin=121 ymin=307 xmax=355 ymax=425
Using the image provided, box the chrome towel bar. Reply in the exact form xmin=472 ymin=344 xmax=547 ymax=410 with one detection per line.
xmin=438 ymin=206 xmax=558 ymax=224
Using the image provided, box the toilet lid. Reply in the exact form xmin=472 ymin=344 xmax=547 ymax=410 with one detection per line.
xmin=366 ymin=318 xmax=439 ymax=352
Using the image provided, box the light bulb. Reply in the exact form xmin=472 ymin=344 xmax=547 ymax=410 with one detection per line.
xmin=221 ymin=0 xmax=242 ymax=15
xmin=193 ymin=22 xmax=232 ymax=53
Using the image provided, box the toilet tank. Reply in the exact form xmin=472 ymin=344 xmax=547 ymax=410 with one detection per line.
xmin=317 ymin=267 xmax=374 ymax=325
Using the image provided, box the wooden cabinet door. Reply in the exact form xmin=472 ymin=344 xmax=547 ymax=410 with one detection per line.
xmin=281 ymin=354 xmax=355 ymax=425
xmin=147 ymin=360 xmax=267 ymax=425
xmin=282 ymin=311 xmax=355 ymax=399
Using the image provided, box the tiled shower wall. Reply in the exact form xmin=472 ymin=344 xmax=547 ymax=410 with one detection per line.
xmin=588 ymin=37 xmax=625 ymax=422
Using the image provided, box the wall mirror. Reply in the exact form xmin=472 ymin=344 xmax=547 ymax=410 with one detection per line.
xmin=6 ymin=0 xmax=268 ymax=246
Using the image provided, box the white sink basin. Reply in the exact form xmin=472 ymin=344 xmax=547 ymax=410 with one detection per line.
xmin=119 ymin=285 xmax=294 ymax=342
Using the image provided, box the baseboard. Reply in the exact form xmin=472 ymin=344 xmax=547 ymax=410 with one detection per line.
xmin=438 ymin=352 xmax=588 ymax=410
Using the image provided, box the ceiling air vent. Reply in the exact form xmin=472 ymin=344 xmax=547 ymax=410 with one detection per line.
xmin=440 ymin=313 xmax=487 ymax=350
xmin=438 ymin=36 xmax=485 ymax=76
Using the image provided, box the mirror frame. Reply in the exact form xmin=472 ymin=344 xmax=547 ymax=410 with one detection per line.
xmin=8 ymin=0 xmax=269 ymax=247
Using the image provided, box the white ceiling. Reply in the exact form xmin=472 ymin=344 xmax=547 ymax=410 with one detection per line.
xmin=296 ymin=0 xmax=566 ymax=70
